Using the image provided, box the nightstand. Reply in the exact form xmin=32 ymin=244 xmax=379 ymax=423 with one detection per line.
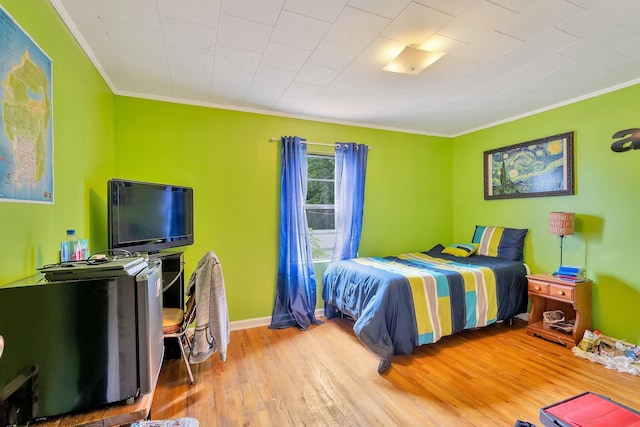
xmin=525 ymin=273 xmax=592 ymax=347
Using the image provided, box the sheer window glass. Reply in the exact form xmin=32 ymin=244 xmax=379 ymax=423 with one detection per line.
xmin=305 ymin=154 xmax=335 ymax=260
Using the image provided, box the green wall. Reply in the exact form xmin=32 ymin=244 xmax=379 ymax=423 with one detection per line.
xmin=113 ymin=97 xmax=452 ymax=321
xmin=452 ymin=84 xmax=640 ymax=344
xmin=2 ymin=0 xmax=637 ymax=346
xmin=0 ymin=0 xmax=115 ymax=285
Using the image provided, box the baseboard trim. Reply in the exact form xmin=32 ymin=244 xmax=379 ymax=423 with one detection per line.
xmin=229 ymin=316 xmax=271 ymax=331
xmin=229 ymin=308 xmax=325 ymax=331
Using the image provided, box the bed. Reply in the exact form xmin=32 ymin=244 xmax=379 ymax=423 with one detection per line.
xmin=322 ymin=226 xmax=529 ymax=373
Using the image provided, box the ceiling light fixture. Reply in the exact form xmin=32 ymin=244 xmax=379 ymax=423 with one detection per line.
xmin=383 ymin=45 xmax=445 ymax=75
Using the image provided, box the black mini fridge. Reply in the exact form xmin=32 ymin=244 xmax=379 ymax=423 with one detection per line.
xmin=0 ymin=258 xmax=164 ymax=425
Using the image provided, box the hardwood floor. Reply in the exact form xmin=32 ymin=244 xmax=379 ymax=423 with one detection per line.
xmin=151 ymin=318 xmax=639 ymax=426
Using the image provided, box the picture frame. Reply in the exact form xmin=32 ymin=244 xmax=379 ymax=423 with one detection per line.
xmin=484 ymin=132 xmax=574 ymax=200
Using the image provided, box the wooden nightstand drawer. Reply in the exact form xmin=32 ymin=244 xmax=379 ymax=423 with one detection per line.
xmin=528 ymin=280 xmax=549 ymax=295
xmin=549 ymin=283 xmax=574 ymax=302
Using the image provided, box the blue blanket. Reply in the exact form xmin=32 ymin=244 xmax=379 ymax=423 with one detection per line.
xmin=322 ymin=247 xmax=528 ymax=372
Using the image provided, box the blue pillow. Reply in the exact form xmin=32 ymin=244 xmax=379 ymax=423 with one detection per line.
xmin=472 ymin=226 xmax=528 ymax=261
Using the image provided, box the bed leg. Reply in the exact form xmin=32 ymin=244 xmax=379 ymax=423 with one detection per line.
xmin=509 ymin=317 xmax=514 ymax=326
xmin=378 ymin=358 xmax=391 ymax=374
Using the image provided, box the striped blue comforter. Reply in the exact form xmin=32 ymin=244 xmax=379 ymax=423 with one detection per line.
xmin=322 ymin=246 xmax=528 ymax=371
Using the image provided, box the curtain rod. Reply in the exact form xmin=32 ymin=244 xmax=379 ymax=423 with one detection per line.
xmin=268 ymin=138 xmax=337 ymax=148
xmin=268 ymin=138 xmax=372 ymax=149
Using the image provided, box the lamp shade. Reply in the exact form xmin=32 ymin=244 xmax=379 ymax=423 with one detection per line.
xmin=549 ymin=212 xmax=575 ymax=236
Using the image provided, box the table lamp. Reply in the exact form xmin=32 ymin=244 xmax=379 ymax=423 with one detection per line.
xmin=549 ymin=212 xmax=575 ymax=268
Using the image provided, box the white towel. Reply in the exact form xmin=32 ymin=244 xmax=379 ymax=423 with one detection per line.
xmin=186 ymin=251 xmax=229 ymax=363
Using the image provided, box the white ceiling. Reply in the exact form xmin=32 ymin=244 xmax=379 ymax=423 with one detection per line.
xmin=51 ymin=0 xmax=640 ymax=136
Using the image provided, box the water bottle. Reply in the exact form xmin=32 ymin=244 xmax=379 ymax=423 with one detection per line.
xmin=61 ymin=229 xmax=84 ymax=262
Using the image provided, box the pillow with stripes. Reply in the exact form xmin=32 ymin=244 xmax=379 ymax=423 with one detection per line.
xmin=472 ymin=226 xmax=528 ymax=261
xmin=442 ymin=243 xmax=479 ymax=257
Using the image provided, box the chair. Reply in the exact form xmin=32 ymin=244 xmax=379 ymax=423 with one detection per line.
xmin=162 ymin=296 xmax=197 ymax=383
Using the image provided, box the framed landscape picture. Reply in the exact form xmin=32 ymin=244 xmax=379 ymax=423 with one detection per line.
xmin=484 ymin=132 xmax=574 ymax=200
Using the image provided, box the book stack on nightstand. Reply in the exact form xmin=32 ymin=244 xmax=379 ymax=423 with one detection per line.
xmin=553 ymin=265 xmax=586 ymax=283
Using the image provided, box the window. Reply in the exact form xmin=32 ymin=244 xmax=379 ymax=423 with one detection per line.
xmin=306 ymin=154 xmax=335 ymax=260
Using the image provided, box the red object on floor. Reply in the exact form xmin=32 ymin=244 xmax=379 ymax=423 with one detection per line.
xmin=540 ymin=392 xmax=640 ymax=426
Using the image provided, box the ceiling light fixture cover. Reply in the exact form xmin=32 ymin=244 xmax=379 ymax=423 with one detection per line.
xmin=383 ymin=46 xmax=445 ymax=75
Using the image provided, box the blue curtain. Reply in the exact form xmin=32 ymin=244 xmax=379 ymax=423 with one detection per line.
xmin=332 ymin=142 xmax=369 ymax=261
xmin=270 ymin=136 xmax=321 ymax=330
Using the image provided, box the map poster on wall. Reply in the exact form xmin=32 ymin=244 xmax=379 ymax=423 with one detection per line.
xmin=0 ymin=6 xmax=53 ymax=204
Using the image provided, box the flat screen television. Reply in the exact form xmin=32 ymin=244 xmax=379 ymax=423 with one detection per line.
xmin=108 ymin=178 xmax=194 ymax=254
